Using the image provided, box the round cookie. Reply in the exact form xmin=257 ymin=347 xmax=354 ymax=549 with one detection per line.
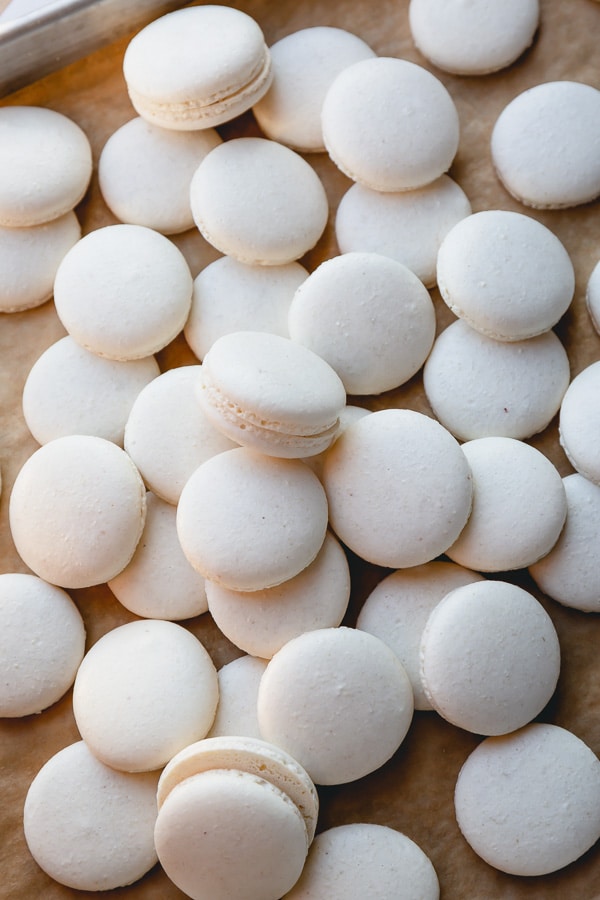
xmin=177 ymin=447 xmax=329 ymax=591
xmin=287 ymin=252 xmax=436 ymax=395
xmin=196 ymin=331 xmax=347 ymax=458
xmin=321 ymin=56 xmax=460 ymax=192
xmin=156 ymin=734 xmax=319 ymax=845
xmin=303 ymin=403 xmax=371 ymax=481
xmin=72 ymin=619 xmax=218 ymax=772
xmin=124 ymin=365 xmax=236 ymax=505
xmin=9 ymin=434 xmax=146 ymax=589
xmin=408 ymin=0 xmax=540 ymax=75
xmin=189 ymin=137 xmax=329 ymax=265
xmin=356 ymin=561 xmax=485 ymax=711
xmin=22 ymin=335 xmax=159 ymax=446
xmin=283 ymin=823 xmax=440 ymax=900
xmin=257 ymin=626 xmax=414 ymax=785
xmin=0 ymin=211 xmax=80 ymax=313
xmin=184 ymin=256 xmax=307 ymax=361
xmin=491 ymin=80 xmax=600 ymax=209
xmin=436 ymin=210 xmax=575 ymax=341
xmin=335 ymin=175 xmax=471 ymax=288
xmin=586 ymin=258 xmax=600 ymax=334
xmin=253 ymin=25 xmax=376 ymax=152
xmin=205 ymin=531 xmax=351 ymax=658
xmin=155 ymin=768 xmax=307 ymax=900
xmin=23 ymin=741 xmax=159 ymax=891
xmin=322 ymin=408 xmax=473 ymax=568
xmin=454 ymin=724 xmax=600 ymax=875
xmin=98 ymin=116 xmax=222 ymax=234
xmin=108 ymin=492 xmax=208 ymax=620
xmin=558 ymin=360 xmax=600 ymax=485
xmin=207 ymin=656 xmax=268 ymax=740
xmin=123 ymin=5 xmax=272 ymax=130
xmin=0 ymin=105 xmax=92 ymax=226
xmin=423 ymin=319 xmax=570 ymax=441
xmin=529 ymin=473 xmax=600 ymax=612
xmin=420 ymin=580 xmax=560 ymax=735
xmin=0 ymin=573 xmax=86 ymax=718
xmin=445 ymin=436 xmax=567 ymax=572
xmin=53 ymin=223 xmax=193 ymax=360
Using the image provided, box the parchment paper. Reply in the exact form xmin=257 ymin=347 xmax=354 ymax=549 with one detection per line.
xmin=1 ymin=1 xmax=600 ymax=897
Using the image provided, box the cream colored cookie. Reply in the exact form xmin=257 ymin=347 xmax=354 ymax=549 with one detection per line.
xmin=108 ymin=492 xmax=208 ymax=620
xmin=0 ymin=573 xmax=85 ymax=717
xmin=98 ymin=116 xmax=222 ymax=234
xmin=9 ymin=435 xmax=146 ymax=589
xmin=0 ymin=106 xmax=92 ymax=226
xmin=322 ymin=56 xmax=459 ymax=191
xmin=22 ymin=335 xmax=159 ymax=446
xmin=190 ymin=137 xmax=329 ymax=265
xmin=205 ymin=531 xmax=351 ymax=658
xmin=177 ymin=447 xmax=329 ymax=591
xmin=322 ymin=408 xmax=473 ymax=568
xmin=257 ymin=626 xmax=414 ymax=785
xmin=287 ymin=252 xmax=436 ymax=395
xmin=53 ymin=224 xmax=193 ymax=360
xmin=455 ymin=724 xmax=600 ymax=875
xmin=207 ymin=656 xmax=268 ymax=740
xmin=24 ymin=741 xmax=159 ymax=891
xmin=0 ymin=212 xmax=80 ymax=313
xmin=73 ymin=619 xmax=218 ymax=772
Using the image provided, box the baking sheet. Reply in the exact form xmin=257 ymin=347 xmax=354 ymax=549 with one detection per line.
xmin=1 ymin=0 xmax=600 ymax=897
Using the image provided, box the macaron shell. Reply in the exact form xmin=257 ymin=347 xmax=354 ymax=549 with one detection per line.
xmin=491 ymin=80 xmax=600 ymax=209
xmin=176 ymin=447 xmax=329 ymax=591
xmin=408 ymin=0 xmax=540 ymax=76
xmin=445 ymin=436 xmax=567 ymax=572
xmin=23 ymin=741 xmax=159 ymax=891
xmin=454 ymin=724 xmax=600 ymax=876
xmin=420 ymin=580 xmax=561 ymax=735
xmin=322 ymin=408 xmax=473 ymax=568
xmin=257 ymin=626 xmax=414 ymax=785
xmin=0 ymin=211 xmax=81 ymax=313
xmin=72 ymin=619 xmax=219 ymax=772
xmin=0 ymin=106 xmax=92 ymax=226
xmin=436 ymin=209 xmax=575 ymax=341
xmin=0 ymin=573 xmax=86 ymax=717
xmin=189 ymin=137 xmax=329 ymax=265
xmin=558 ymin=360 xmax=600 ymax=485
xmin=8 ymin=434 xmax=147 ymax=589
xmin=205 ymin=531 xmax=351 ymax=658
xmin=283 ymin=823 xmax=440 ymax=899
xmin=154 ymin=769 xmax=308 ymax=900
xmin=53 ymin=224 xmax=193 ymax=361
xmin=335 ymin=175 xmax=471 ymax=288
xmin=321 ymin=56 xmax=460 ymax=192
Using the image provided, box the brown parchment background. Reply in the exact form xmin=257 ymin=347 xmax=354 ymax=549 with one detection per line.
xmin=1 ymin=0 xmax=600 ymax=897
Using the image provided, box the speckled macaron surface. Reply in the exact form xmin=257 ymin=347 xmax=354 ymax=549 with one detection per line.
xmin=24 ymin=741 xmax=159 ymax=891
xmin=9 ymin=434 xmax=147 ymax=589
xmin=321 ymin=56 xmax=460 ymax=192
xmin=491 ymin=80 xmax=600 ymax=209
xmin=322 ymin=408 xmax=473 ymax=568
xmin=53 ymin=224 xmax=193 ymax=360
xmin=454 ymin=724 xmax=600 ymax=875
xmin=408 ymin=0 xmax=539 ymax=75
xmin=0 ymin=106 xmax=92 ymax=226
xmin=190 ymin=137 xmax=329 ymax=265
